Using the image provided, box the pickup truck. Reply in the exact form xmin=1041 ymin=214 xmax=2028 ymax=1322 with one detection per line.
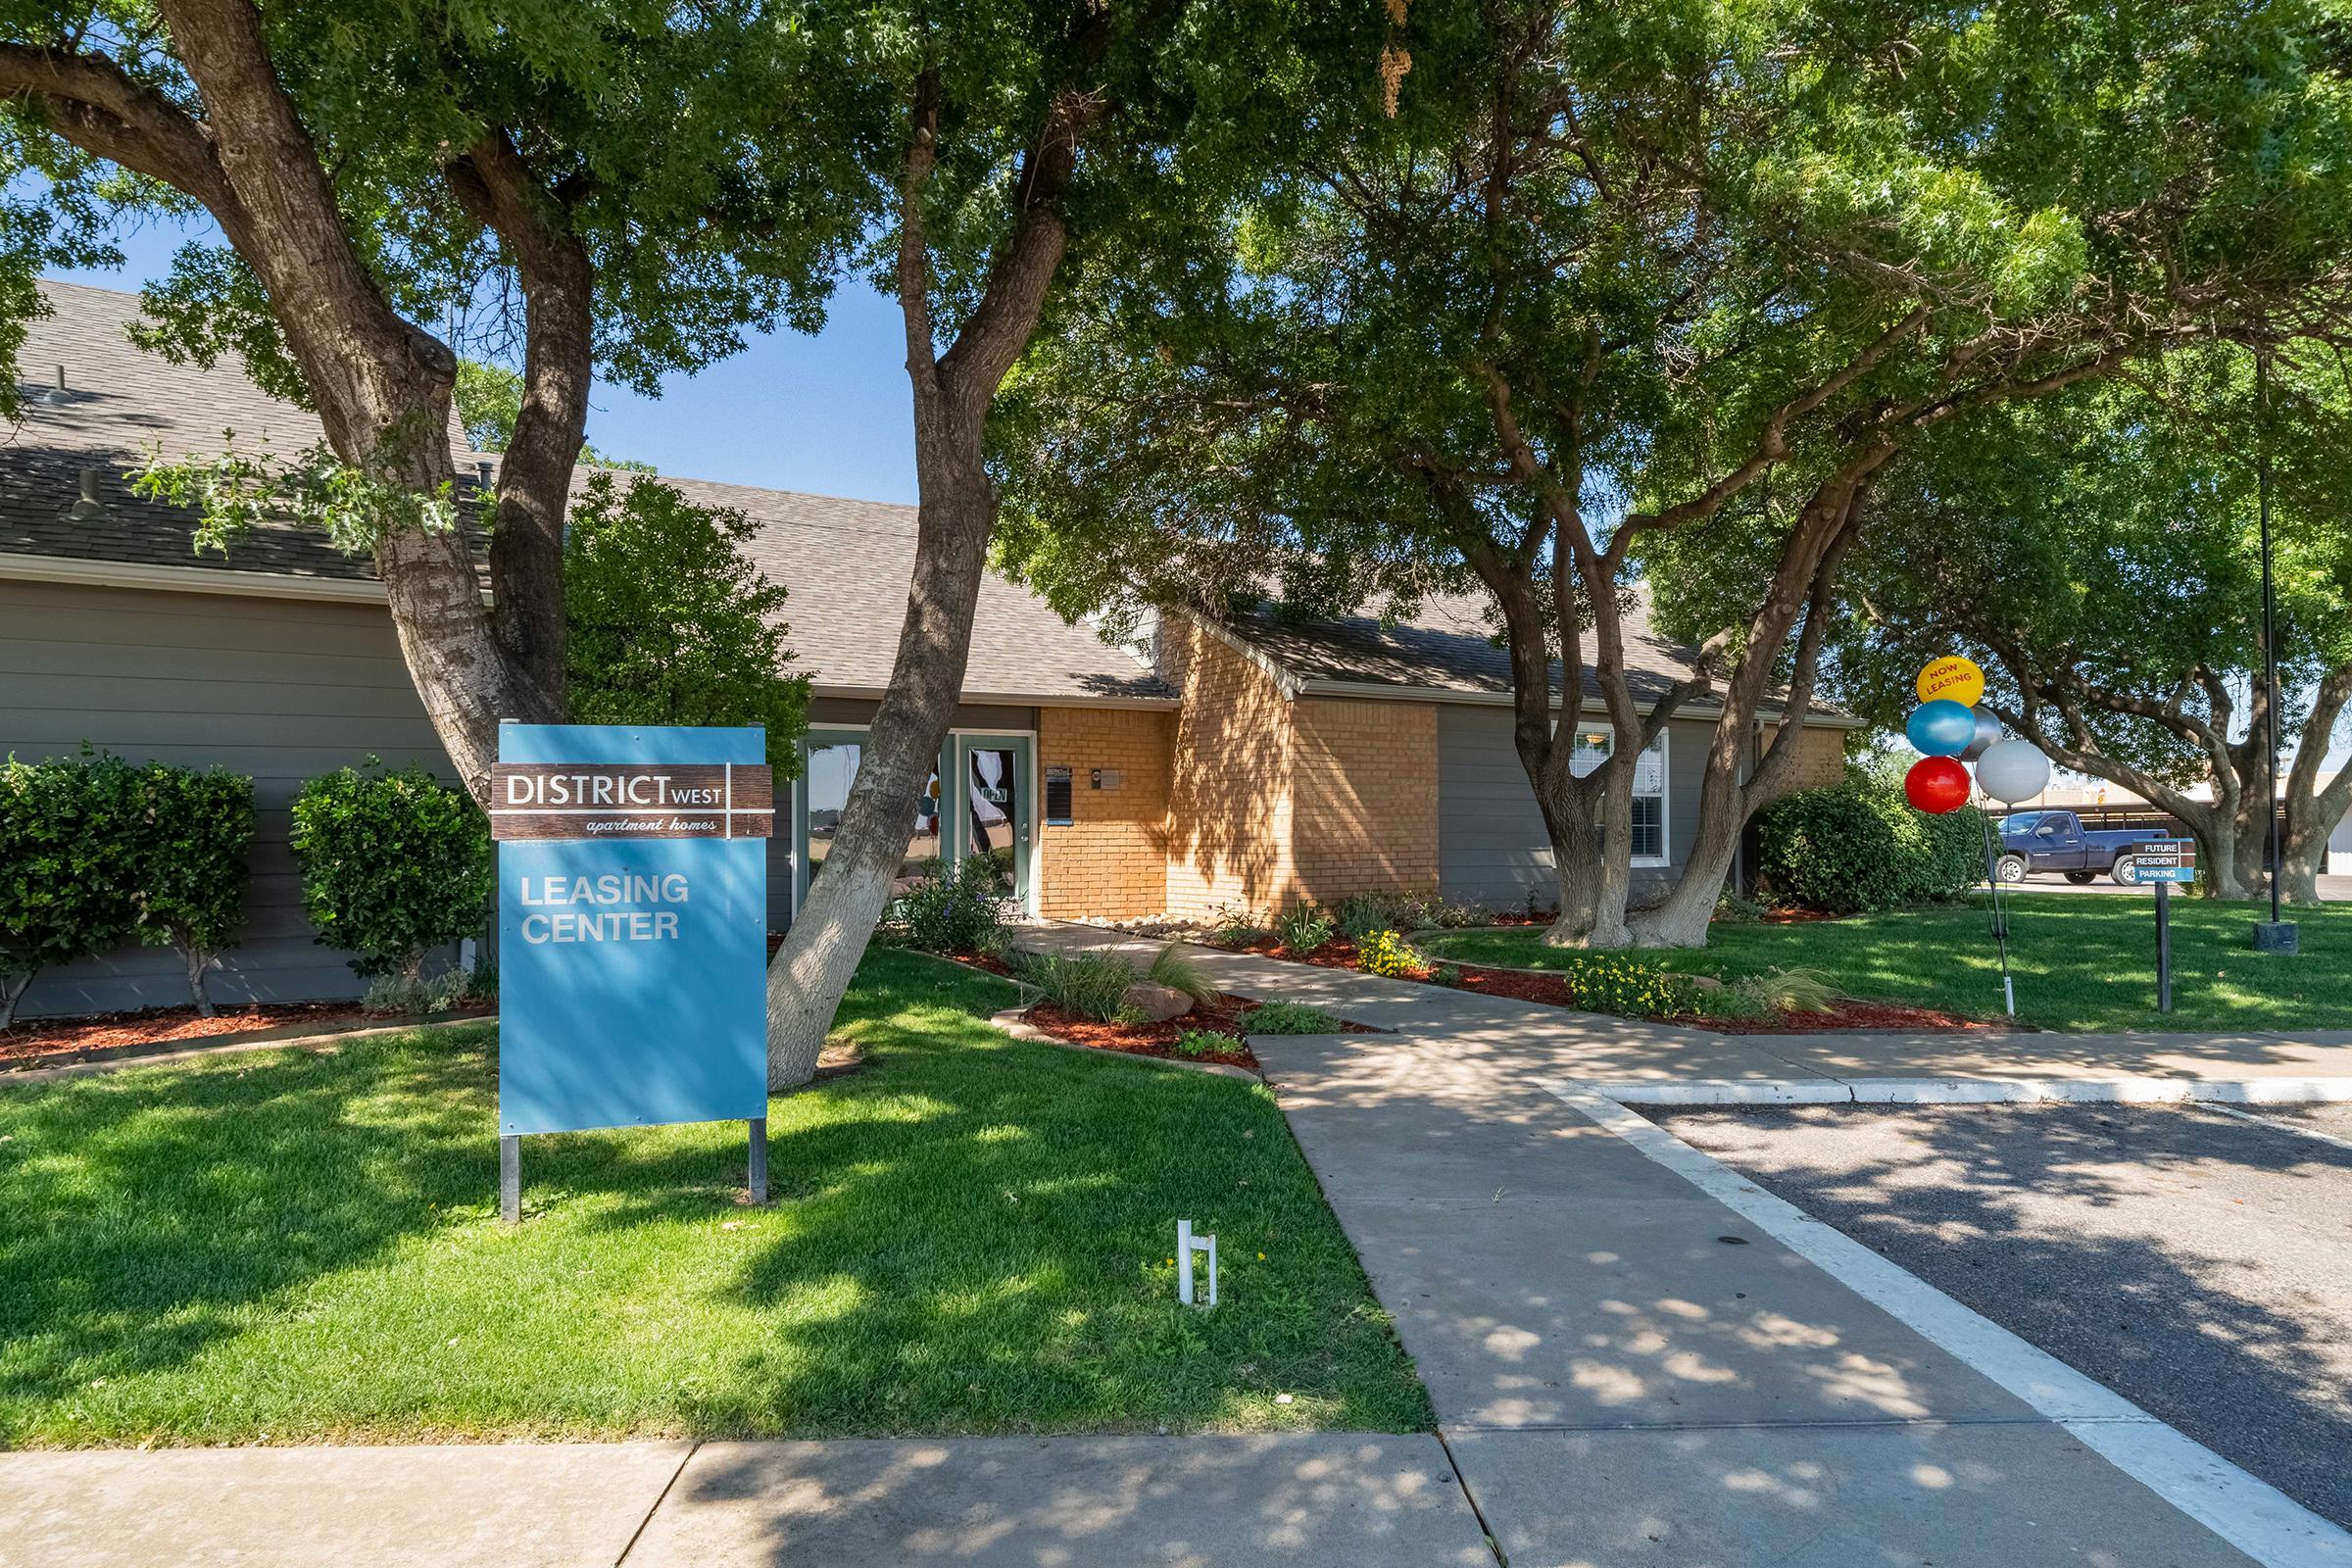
xmin=1995 ymin=809 xmax=2153 ymax=885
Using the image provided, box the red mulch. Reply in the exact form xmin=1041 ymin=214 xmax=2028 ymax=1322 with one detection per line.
xmin=1020 ymin=999 xmax=1259 ymax=1071
xmin=0 ymin=1000 xmax=488 ymax=1066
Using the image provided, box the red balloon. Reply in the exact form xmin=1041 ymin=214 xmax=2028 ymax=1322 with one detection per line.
xmin=1905 ymin=755 xmax=1972 ymax=814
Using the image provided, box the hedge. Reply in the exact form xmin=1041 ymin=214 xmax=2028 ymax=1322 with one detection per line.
xmin=1755 ymin=775 xmax=1986 ymax=915
xmin=0 ymin=750 xmax=254 ymax=1026
xmin=290 ymin=760 xmax=490 ymax=984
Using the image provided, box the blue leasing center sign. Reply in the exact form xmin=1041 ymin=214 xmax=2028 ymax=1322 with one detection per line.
xmin=492 ymin=724 xmax=771 ymax=1141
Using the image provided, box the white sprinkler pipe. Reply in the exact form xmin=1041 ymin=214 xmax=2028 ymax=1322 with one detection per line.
xmin=1177 ymin=1219 xmax=1218 ymax=1308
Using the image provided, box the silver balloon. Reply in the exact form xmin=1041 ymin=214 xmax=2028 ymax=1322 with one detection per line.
xmin=1960 ymin=708 xmax=2001 ymax=762
xmin=1975 ymin=738 xmax=2051 ymax=805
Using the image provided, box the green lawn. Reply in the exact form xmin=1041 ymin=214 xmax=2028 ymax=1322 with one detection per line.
xmin=1421 ymin=895 xmax=2352 ymax=1034
xmin=0 ymin=948 xmax=1428 ymax=1446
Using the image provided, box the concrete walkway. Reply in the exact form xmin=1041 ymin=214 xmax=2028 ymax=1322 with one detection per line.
xmin=1021 ymin=924 xmax=2351 ymax=1565
xmin=0 ymin=1434 xmax=1492 ymax=1567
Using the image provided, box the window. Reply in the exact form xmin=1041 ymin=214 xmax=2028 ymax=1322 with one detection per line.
xmin=1568 ymin=727 xmax=1670 ymax=866
xmin=801 ymin=733 xmax=940 ymax=891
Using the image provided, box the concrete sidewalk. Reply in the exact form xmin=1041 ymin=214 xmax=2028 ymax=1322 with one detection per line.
xmin=1011 ymin=927 xmax=2351 ymax=1562
xmin=0 ymin=1434 xmax=1493 ymax=1568
xmin=1250 ymin=1025 xmax=2299 ymax=1565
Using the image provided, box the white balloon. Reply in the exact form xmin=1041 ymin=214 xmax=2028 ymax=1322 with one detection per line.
xmin=1975 ymin=739 xmax=2050 ymax=805
xmin=1961 ymin=708 xmax=2001 ymax=762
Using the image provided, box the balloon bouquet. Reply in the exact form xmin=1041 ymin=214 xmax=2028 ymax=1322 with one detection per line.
xmin=1899 ymin=656 xmax=2051 ymax=1016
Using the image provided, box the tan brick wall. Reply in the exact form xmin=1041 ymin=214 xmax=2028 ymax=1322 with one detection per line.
xmin=1161 ymin=618 xmax=1302 ymax=919
xmin=1292 ymin=697 xmax=1440 ymax=901
xmin=1780 ymin=723 xmax=1850 ymax=792
xmin=1035 ymin=706 xmax=1172 ymax=919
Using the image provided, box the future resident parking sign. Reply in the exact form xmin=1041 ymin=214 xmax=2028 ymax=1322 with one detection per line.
xmin=491 ymin=724 xmax=770 ymax=1140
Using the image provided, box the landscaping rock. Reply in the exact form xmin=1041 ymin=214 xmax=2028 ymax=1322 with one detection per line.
xmin=1121 ymin=981 xmax=1193 ymax=1022
xmin=1686 ymin=975 xmax=1725 ymax=994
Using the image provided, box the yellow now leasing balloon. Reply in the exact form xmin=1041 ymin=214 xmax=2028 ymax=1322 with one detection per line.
xmin=1917 ymin=656 xmax=1984 ymax=708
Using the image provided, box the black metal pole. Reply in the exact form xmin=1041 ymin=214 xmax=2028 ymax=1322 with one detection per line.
xmin=2252 ymin=349 xmax=2299 ymax=954
xmin=2260 ymin=349 xmax=2281 ymax=923
xmin=2155 ymin=878 xmax=2173 ymax=1014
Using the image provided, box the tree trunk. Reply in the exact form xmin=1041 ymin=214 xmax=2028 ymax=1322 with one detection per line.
xmin=1632 ymin=475 xmax=1866 ymax=948
xmin=183 ymin=945 xmax=215 ymax=1017
xmin=0 ymin=970 xmax=31 ymax=1032
xmin=765 ymin=447 xmax=997 ymax=1087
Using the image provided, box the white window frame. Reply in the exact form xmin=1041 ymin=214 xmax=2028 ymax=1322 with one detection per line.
xmin=1568 ymin=725 xmax=1672 ymax=869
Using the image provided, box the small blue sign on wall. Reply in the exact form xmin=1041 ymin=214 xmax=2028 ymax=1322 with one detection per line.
xmin=493 ymin=724 xmax=770 ymax=1139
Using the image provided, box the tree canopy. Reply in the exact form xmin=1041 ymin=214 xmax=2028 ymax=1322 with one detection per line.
xmin=996 ymin=0 xmax=2352 ymax=945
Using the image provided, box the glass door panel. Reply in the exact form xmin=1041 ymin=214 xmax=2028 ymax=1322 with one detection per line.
xmin=953 ymin=735 xmax=1033 ymax=906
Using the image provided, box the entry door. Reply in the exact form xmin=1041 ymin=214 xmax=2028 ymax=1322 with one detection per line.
xmin=952 ymin=735 xmax=1034 ymax=908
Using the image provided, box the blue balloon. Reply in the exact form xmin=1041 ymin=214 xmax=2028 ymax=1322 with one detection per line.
xmin=1907 ymin=699 xmax=1978 ymax=758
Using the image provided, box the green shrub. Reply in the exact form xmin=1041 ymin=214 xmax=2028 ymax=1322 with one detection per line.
xmin=1429 ymin=964 xmax=1464 ymax=988
xmin=888 ymin=855 xmax=1011 ymax=955
xmin=1171 ymin=1027 xmax=1236 ymax=1058
xmin=1560 ymin=956 xmax=1684 ymax=1017
xmin=1331 ymin=892 xmax=1402 ymax=942
xmin=125 ymin=762 xmax=255 ymax=1015
xmin=1357 ymin=928 xmax=1426 ymax=978
xmin=0 ymin=750 xmax=147 ymax=1029
xmin=1207 ymin=902 xmax=1268 ymax=945
xmin=290 ymin=760 xmax=490 ymax=983
xmin=1275 ymin=902 xmax=1336 ymax=954
xmin=1024 ymin=952 xmax=1137 ymax=1022
xmin=1755 ymin=777 xmax=1986 ymax=915
xmin=1146 ymin=943 xmax=1222 ymax=1006
xmin=1244 ymin=1000 xmax=1339 ymax=1034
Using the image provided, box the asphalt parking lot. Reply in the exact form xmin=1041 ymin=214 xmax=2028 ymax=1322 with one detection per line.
xmin=1648 ymin=1100 xmax=2352 ymax=1531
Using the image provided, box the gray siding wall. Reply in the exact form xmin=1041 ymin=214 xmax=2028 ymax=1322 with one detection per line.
xmin=1435 ymin=706 xmax=1713 ymax=911
xmin=2 ymin=576 xmax=458 ymax=1017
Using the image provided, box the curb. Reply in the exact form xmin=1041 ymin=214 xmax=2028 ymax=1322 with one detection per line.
xmin=1586 ymin=1075 xmax=2352 ymax=1106
xmin=985 ymin=1006 xmax=1260 ymax=1082
xmin=0 ymin=1012 xmax=498 ymax=1087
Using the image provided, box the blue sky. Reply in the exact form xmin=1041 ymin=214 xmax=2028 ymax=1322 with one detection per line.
xmin=44 ymin=213 xmax=921 ymax=505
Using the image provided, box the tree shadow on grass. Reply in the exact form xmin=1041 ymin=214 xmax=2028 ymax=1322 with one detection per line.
xmin=1669 ymin=1102 xmax=2352 ymax=1528
xmin=0 ymin=966 xmax=1429 ymax=1444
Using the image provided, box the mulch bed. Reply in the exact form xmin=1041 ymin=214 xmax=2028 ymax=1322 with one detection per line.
xmin=1021 ymin=998 xmax=1259 ymax=1070
xmin=1203 ymin=933 xmax=1987 ymax=1034
xmin=0 ymin=1000 xmax=494 ymax=1068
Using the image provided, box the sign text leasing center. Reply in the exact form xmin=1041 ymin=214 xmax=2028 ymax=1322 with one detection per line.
xmin=491 ymin=731 xmax=770 ymax=1141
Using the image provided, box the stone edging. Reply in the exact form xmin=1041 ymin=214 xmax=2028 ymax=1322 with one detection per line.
xmin=0 ymin=1011 xmax=498 ymax=1087
xmin=985 ymin=1006 xmax=1261 ymax=1082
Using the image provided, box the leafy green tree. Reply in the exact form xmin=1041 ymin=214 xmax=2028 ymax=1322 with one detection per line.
xmin=0 ymin=2 xmax=856 ymax=798
xmin=564 ymin=472 xmax=810 ymax=772
xmin=1828 ymin=347 xmax=2352 ymax=902
xmin=757 ymin=0 xmax=1368 ymax=1084
xmin=999 ymin=0 xmax=2352 ymax=948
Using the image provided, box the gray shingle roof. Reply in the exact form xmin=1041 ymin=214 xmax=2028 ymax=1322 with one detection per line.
xmin=1212 ymin=587 xmax=1854 ymax=721
xmin=0 ymin=279 xmax=405 ymax=582
xmin=1216 ymin=588 xmax=1709 ymax=708
xmin=1 ymin=280 xmax=1169 ymax=706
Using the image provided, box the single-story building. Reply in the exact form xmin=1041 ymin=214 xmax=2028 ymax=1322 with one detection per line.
xmin=2 ymin=280 xmax=1855 ymax=1017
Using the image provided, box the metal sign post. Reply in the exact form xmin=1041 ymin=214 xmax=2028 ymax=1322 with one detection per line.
xmin=2131 ymin=839 xmax=2198 ymax=1015
xmin=1976 ymin=810 xmax=2017 ymax=1016
xmin=492 ymin=724 xmax=773 ymax=1221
